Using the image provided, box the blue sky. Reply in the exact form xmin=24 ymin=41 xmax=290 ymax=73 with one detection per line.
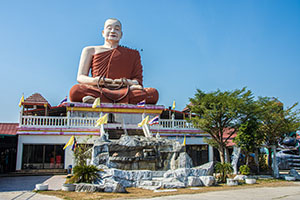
xmin=0 ymin=0 xmax=300 ymax=122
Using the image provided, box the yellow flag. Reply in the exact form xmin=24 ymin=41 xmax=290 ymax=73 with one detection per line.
xmin=19 ymin=95 xmax=24 ymax=107
xmin=172 ymin=100 xmax=176 ymax=110
xmin=95 ymin=114 xmax=108 ymax=127
xmin=138 ymin=116 xmax=149 ymax=127
xmin=183 ymin=135 xmax=186 ymax=146
xmin=63 ymin=136 xmax=74 ymax=150
xmin=92 ymin=97 xmax=101 ymax=108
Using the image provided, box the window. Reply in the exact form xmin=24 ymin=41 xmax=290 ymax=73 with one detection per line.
xmin=186 ymin=145 xmax=209 ymax=166
xmin=22 ymin=144 xmax=64 ymax=169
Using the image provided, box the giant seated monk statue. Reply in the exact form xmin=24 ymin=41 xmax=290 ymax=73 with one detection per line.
xmin=69 ymin=18 xmax=159 ymax=104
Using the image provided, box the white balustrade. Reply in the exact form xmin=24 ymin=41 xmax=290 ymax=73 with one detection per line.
xmin=158 ymin=119 xmax=195 ymax=129
xmin=20 ymin=116 xmax=195 ymax=130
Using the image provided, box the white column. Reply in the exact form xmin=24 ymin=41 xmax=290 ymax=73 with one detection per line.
xmin=231 ymin=146 xmax=241 ymax=174
xmin=208 ymin=145 xmax=214 ymax=162
xmin=65 ymin=147 xmax=75 ymax=170
xmin=16 ymin=136 xmax=23 ymax=170
xmin=66 ymin=111 xmax=70 ymax=127
xmin=172 ymin=113 xmax=175 ymax=128
xmin=19 ymin=110 xmax=22 ymax=126
xmin=272 ymin=145 xmax=280 ymax=178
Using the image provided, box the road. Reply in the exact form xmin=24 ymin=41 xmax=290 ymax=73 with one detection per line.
xmin=0 ymin=175 xmax=300 ymax=200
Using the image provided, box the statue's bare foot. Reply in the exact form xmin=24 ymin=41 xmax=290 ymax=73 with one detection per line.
xmin=82 ymin=96 xmax=96 ymax=104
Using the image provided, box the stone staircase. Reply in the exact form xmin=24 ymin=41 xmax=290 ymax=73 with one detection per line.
xmin=287 ymin=156 xmax=300 ymax=169
xmin=277 ymin=151 xmax=300 ymax=170
xmin=98 ymin=162 xmax=215 ymax=191
xmin=137 ymin=170 xmax=192 ymax=190
xmin=138 ymin=171 xmax=165 ymax=190
xmin=11 ymin=169 xmax=67 ymax=176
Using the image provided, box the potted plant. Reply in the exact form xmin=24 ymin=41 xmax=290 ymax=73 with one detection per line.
xmin=35 ymin=184 xmax=48 ymax=191
xmin=239 ymin=165 xmax=256 ymax=184
xmin=62 ymin=183 xmax=76 ymax=191
xmin=69 ymin=165 xmax=101 ymax=182
xmin=245 ymin=177 xmax=256 ymax=184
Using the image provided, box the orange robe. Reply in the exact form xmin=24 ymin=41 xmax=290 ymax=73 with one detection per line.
xmin=69 ymin=46 xmax=159 ymax=104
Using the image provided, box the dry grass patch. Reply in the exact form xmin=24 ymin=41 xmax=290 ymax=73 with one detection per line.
xmin=37 ymin=179 xmax=296 ymax=200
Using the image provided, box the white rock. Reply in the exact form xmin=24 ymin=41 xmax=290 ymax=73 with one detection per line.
xmin=199 ymin=176 xmax=215 ymax=186
xmin=139 ymin=180 xmax=161 ymax=187
xmin=162 ymin=181 xmax=186 ymax=189
xmin=289 ymin=169 xmax=300 ymax=180
xmin=233 ymin=175 xmax=247 ymax=181
xmin=75 ymin=183 xmax=104 ymax=192
xmin=163 ymin=168 xmax=190 ymax=182
xmin=285 ymin=176 xmax=296 ymax=181
xmin=104 ymin=182 xmax=126 ymax=193
xmin=170 ymin=152 xmax=193 ymax=170
xmin=35 ymin=184 xmax=48 ymax=191
xmin=193 ymin=161 xmax=214 ymax=176
xmin=226 ymin=178 xmax=238 ymax=186
xmin=189 ymin=187 xmax=202 ymax=190
xmin=154 ymin=189 xmax=177 ymax=192
xmin=109 ymin=169 xmax=152 ymax=181
xmin=162 ymin=177 xmax=180 ymax=183
xmin=187 ymin=176 xmax=203 ymax=187
xmin=140 ymin=185 xmax=161 ymax=190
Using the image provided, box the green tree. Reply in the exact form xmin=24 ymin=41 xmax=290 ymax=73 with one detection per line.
xmin=234 ymin=116 xmax=264 ymax=166
xmin=257 ymin=97 xmax=300 ymax=173
xmin=189 ymin=88 xmax=254 ymax=163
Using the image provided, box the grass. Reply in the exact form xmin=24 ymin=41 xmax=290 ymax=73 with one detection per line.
xmin=37 ymin=179 xmax=297 ymax=200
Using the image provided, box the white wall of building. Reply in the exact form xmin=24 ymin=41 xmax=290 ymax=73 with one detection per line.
xmin=166 ymin=135 xmax=214 ymax=162
xmin=166 ymin=136 xmax=206 ymax=145
xmin=16 ymin=134 xmax=213 ymax=170
xmin=16 ymin=135 xmax=96 ymax=170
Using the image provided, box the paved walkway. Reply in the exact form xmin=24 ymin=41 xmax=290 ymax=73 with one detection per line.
xmin=0 ymin=191 xmax=60 ymax=200
xmin=0 ymin=175 xmax=65 ymax=200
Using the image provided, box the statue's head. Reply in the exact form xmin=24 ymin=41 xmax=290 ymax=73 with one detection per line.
xmin=102 ymin=18 xmax=122 ymax=43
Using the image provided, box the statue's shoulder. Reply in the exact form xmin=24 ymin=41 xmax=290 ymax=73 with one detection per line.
xmin=81 ymin=46 xmax=98 ymax=54
xmin=84 ymin=45 xmax=112 ymax=55
xmin=119 ymin=45 xmax=140 ymax=55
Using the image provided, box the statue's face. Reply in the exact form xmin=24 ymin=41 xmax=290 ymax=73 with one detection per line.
xmin=102 ymin=19 xmax=122 ymax=42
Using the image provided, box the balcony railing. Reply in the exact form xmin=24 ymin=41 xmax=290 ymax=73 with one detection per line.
xmin=20 ymin=116 xmax=196 ymax=130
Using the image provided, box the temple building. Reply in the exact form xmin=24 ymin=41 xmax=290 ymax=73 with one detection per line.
xmin=0 ymin=123 xmax=18 ymax=173
xmin=15 ymin=93 xmax=215 ymax=172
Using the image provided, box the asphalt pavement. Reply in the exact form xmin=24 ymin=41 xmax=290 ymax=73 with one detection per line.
xmin=1 ymin=175 xmax=300 ymax=200
xmin=137 ymin=184 xmax=300 ymax=200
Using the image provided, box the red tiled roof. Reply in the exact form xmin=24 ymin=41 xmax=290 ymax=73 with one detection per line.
xmin=222 ymin=128 xmax=237 ymax=146
xmin=24 ymin=93 xmax=49 ymax=104
xmin=0 ymin=123 xmax=18 ymax=136
xmin=182 ymin=103 xmax=193 ymax=112
xmin=22 ymin=93 xmax=51 ymax=108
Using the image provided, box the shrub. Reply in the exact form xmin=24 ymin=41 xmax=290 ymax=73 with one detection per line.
xmin=239 ymin=165 xmax=250 ymax=175
xmin=73 ymin=143 xmax=93 ymax=166
xmin=214 ymin=162 xmax=233 ymax=183
xmin=68 ymin=165 xmax=101 ymax=184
